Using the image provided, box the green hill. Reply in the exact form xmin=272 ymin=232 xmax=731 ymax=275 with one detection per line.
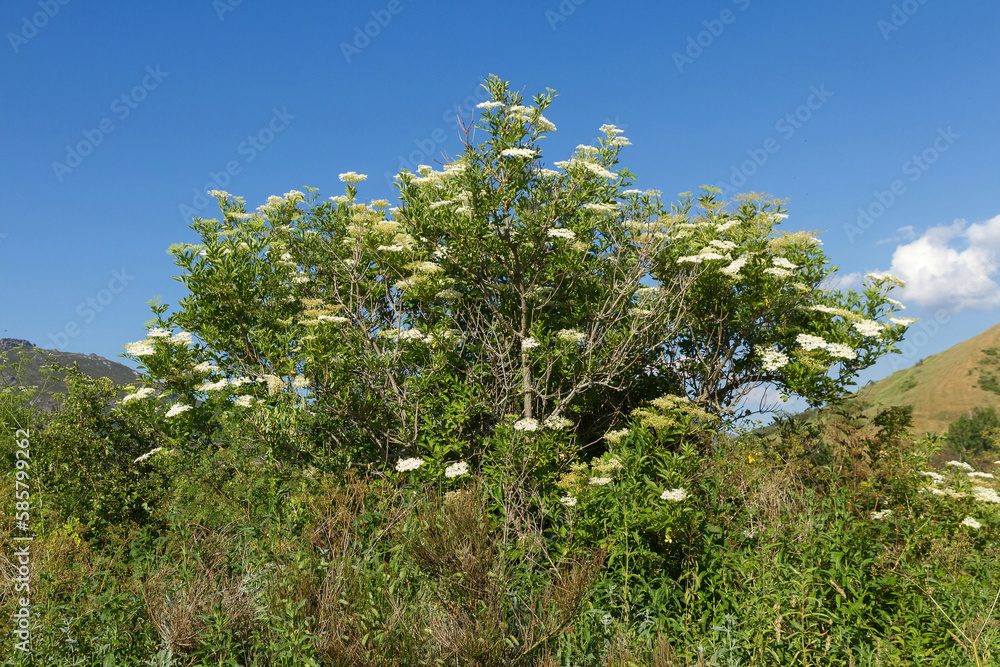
xmin=0 ymin=338 xmax=138 ymax=412
xmin=758 ymin=323 xmax=1000 ymax=438
xmin=855 ymin=322 xmax=1000 ymax=435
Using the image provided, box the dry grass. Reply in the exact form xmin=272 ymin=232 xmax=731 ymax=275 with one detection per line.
xmin=142 ymin=524 xmax=263 ymax=658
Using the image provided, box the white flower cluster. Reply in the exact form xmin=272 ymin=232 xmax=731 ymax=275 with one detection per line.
xmin=522 ymin=337 xmax=540 ymax=351
xmin=946 ymin=460 xmax=975 ymax=472
xmin=890 ymin=317 xmax=918 ymax=326
xmin=756 ymin=345 xmax=789 ymax=372
xmin=196 ymin=379 xmax=229 ymax=392
xmin=547 ymin=227 xmax=576 ymax=240
xmin=764 ymin=267 xmax=793 ymax=278
xmin=969 ymin=471 xmax=995 ymax=479
xmin=715 ymin=219 xmax=740 ymax=232
xmin=134 ymin=447 xmax=164 ymax=464
xmin=534 ymin=115 xmax=557 ymax=132
xmin=721 ymin=256 xmax=747 ymax=277
xmin=581 ymin=161 xmax=615 ymax=179
xmin=542 ymin=415 xmax=573 ymax=429
xmin=339 ymin=171 xmax=367 ymax=184
xmin=173 ymin=331 xmax=194 ymax=346
xmin=582 ymin=202 xmax=617 ymax=213
xmin=318 ymin=315 xmax=349 ymax=324
xmin=589 ymin=477 xmax=613 ymax=486
xmin=660 ymin=488 xmax=688 ymax=502
xmin=604 ymin=428 xmax=631 ymax=444
xmin=234 ymin=395 xmax=254 ymax=408
xmin=796 ymin=334 xmax=829 ymax=351
xmin=397 ymin=328 xmax=427 ymax=343
xmin=961 ymin=516 xmax=982 ymax=529
xmin=508 ymin=104 xmax=534 ymax=121
xmin=445 ymin=461 xmax=469 ymax=478
xmin=396 ymin=457 xmax=424 ymax=473
xmin=795 ymin=334 xmax=857 ymax=360
xmin=772 ymin=257 xmax=798 ymax=269
xmin=679 ymin=252 xmax=728 ymax=264
xmin=559 ymin=495 xmax=578 ymax=507
xmin=122 ymin=387 xmax=155 ymax=403
xmin=514 ymin=417 xmax=539 ymax=432
xmin=500 ymin=147 xmax=537 ymax=159
xmin=476 ymin=100 xmax=503 ymax=109
xmin=920 ymin=471 xmax=945 ymax=483
xmin=556 ymin=329 xmax=586 ymax=343
xmin=165 ymin=404 xmax=191 ymax=418
xmin=865 ymin=272 xmax=906 ymax=288
xmin=871 ymin=509 xmax=893 ymax=520
xmin=292 ymin=375 xmax=309 ymax=389
xmin=536 ymin=168 xmax=561 ymax=178
xmin=972 ymin=486 xmax=1000 ymax=503
xmin=125 ymin=340 xmax=155 ymax=356
xmin=148 ymin=327 xmax=172 ymax=338
xmin=263 ymin=374 xmax=285 ymax=395
xmin=709 ymin=240 xmax=737 ymax=252
xmin=853 ymin=320 xmax=885 ymax=338
xmin=825 ymin=343 xmax=857 ymax=360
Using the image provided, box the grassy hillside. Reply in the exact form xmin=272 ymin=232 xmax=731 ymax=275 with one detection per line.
xmin=0 ymin=339 xmax=138 ymax=411
xmin=855 ymin=322 xmax=1000 ymax=435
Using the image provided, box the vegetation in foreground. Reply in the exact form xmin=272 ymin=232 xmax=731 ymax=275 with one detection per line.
xmin=3 ymin=379 xmax=1000 ymax=666
xmin=3 ymin=77 xmax=998 ymax=665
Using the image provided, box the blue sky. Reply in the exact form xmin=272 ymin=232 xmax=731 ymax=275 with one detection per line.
xmin=2 ymin=0 xmax=998 ymax=414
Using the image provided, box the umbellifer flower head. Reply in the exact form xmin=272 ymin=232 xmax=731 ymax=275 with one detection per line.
xmin=339 ymin=171 xmax=367 ymax=184
xmin=444 ymin=461 xmax=469 ymax=478
xmin=165 ymin=404 xmax=191 ymax=418
xmin=395 ymin=457 xmax=424 ymax=473
xmin=514 ymin=417 xmax=540 ymax=432
xmin=660 ymin=488 xmax=688 ymax=502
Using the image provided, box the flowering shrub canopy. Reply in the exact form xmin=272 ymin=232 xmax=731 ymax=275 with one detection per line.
xmin=124 ymin=76 xmax=909 ymax=466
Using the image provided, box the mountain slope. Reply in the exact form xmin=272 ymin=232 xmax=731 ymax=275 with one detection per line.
xmin=854 ymin=322 xmax=1000 ymax=435
xmin=0 ymin=339 xmax=139 ymax=412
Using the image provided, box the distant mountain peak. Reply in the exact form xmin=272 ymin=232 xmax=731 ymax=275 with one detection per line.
xmin=0 ymin=338 xmax=34 ymax=351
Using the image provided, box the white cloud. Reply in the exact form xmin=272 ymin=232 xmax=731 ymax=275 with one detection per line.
xmin=826 ymin=271 xmax=861 ymax=290
xmin=876 ymin=225 xmax=917 ymax=246
xmin=887 ymin=215 xmax=1000 ymax=312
